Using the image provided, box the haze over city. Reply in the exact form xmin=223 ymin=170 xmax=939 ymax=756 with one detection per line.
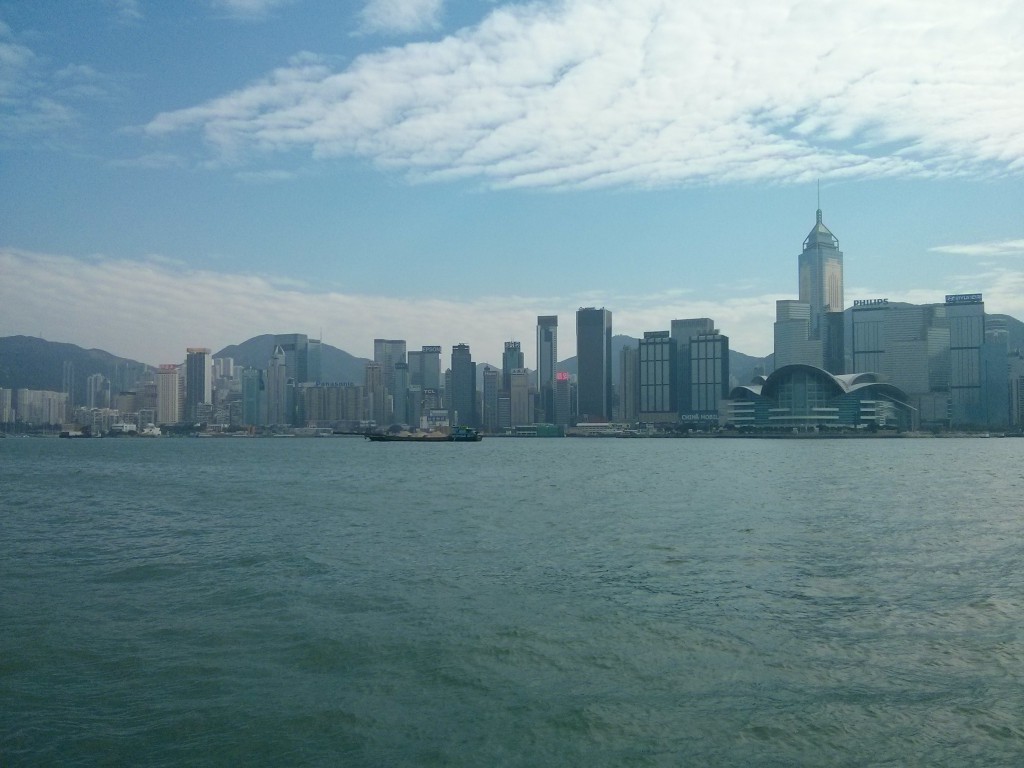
xmin=2 ymin=1 xmax=1022 ymax=365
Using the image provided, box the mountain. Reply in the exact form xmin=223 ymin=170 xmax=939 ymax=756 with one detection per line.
xmin=214 ymin=335 xmax=369 ymax=384
xmin=0 ymin=336 xmax=153 ymax=405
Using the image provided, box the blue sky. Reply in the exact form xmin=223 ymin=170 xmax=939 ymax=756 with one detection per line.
xmin=2 ymin=0 xmax=1022 ymax=366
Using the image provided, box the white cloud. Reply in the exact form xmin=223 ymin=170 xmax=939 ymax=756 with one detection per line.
xmin=360 ymin=0 xmax=443 ymax=35
xmin=5 ymin=249 xmax=1024 ymax=368
xmin=1 ymin=248 xmax=790 ymax=368
xmin=146 ymin=0 xmax=1024 ymax=188
xmin=929 ymin=239 xmax=1024 ymax=258
xmin=212 ymin=0 xmax=293 ymax=18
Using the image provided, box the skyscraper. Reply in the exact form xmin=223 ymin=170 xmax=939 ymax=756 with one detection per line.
xmin=576 ymin=307 xmax=612 ymax=423
xmin=536 ymin=315 xmax=558 ymax=422
xmin=482 ymin=366 xmax=499 ymax=432
xmin=449 ymin=344 xmax=477 ymax=428
xmin=639 ymin=331 xmax=675 ymax=423
xmin=185 ymin=347 xmax=212 ymax=422
xmin=687 ymin=332 xmax=730 ymax=416
xmin=671 ymin=318 xmax=715 ymax=413
xmin=266 ymin=345 xmax=289 ymax=425
xmin=156 ymin=365 xmax=181 ymax=425
xmin=799 ymin=205 xmax=844 ymax=339
xmin=619 ymin=345 xmax=638 ymax=423
xmin=510 ymin=368 xmax=531 ymax=427
xmin=501 ymin=341 xmax=523 ymax=395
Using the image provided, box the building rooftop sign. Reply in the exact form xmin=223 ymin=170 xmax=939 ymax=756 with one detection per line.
xmin=853 ymin=298 xmax=888 ymax=307
xmin=945 ymin=293 xmax=983 ymax=304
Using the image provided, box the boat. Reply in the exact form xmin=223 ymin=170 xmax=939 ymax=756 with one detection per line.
xmin=448 ymin=426 xmax=482 ymax=442
xmin=364 ymin=426 xmax=482 ymax=442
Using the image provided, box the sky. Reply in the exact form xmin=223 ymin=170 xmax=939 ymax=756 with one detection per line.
xmin=1 ymin=0 xmax=1022 ymax=367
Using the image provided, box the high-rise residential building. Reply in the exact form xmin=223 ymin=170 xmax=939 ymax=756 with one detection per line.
xmin=449 ymin=344 xmax=477 ymax=428
xmin=156 ymin=365 xmax=181 ymax=425
xmin=185 ymin=347 xmax=212 ymax=422
xmin=482 ymin=366 xmax=499 ymax=433
xmin=501 ymin=341 xmax=524 ymax=395
xmin=509 ymin=368 xmax=531 ymax=427
xmin=86 ymin=373 xmax=108 ymax=410
xmin=0 ymin=388 xmax=12 ymax=425
xmin=536 ymin=315 xmax=558 ymax=422
xmin=576 ymin=307 xmax=612 ymax=422
xmin=687 ymin=332 xmax=730 ymax=417
xmin=619 ymin=345 xmax=638 ymax=424
xmin=62 ymin=361 xmax=75 ymax=409
xmin=639 ymin=331 xmax=675 ymax=423
xmin=799 ymin=205 xmax=844 ymax=339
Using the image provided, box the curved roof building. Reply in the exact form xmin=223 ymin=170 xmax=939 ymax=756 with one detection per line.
xmin=726 ymin=364 xmax=912 ymax=430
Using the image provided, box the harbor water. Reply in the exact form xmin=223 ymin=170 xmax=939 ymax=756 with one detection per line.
xmin=2 ymin=436 xmax=1022 ymax=766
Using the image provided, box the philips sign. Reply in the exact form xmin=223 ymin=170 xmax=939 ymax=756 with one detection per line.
xmin=853 ymin=298 xmax=889 ymax=307
xmin=945 ymin=293 xmax=983 ymax=304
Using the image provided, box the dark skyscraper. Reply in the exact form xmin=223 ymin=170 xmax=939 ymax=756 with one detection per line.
xmin=536 ymin=315 xmax=558 ymax=422
xmin=449 ymin=343 xmax=477 ymax=428
xmin=185 ymin=347 xmax=211 ymax=422
xmin=576 ymin=307 xmax=612 ymax=423
xmin=501 ymin=341 xmax=523 ymax=395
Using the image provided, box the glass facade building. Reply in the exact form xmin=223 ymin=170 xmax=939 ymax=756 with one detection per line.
xmin=576 ymin=308 xmax=612 ymax=423
xmin=639 ymin=331 xmax=675 ymax=423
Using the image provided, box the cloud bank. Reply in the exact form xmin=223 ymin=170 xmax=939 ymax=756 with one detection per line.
xmin=1 ymin=248 xmax=786 ymax=366
xmin=146 ymin=0 xmax=1024 ymax=188
xmin=5 ymin=247 xmax=1023 ymax=370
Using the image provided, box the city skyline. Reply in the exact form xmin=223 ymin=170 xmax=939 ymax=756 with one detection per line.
xmin=2 ymin=2 xmax=1023 ymax=366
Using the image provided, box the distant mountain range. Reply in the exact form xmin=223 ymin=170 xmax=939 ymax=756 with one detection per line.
xmin=214 ymin=335 xmax=369 ymax=384
xmin=4 ymin=311 xmax=1022 ymax=397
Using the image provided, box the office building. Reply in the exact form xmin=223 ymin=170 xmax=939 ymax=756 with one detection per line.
xmin=619 ymin=345 xmax=638 ymax=423
xmin=364 ymin=362 xmax=385 ymax=425
xmin=687 ymin=332 xmax=730 ymax=419
xmin=799 ymin=205 xmax=844 ymax=339
xmin=185 ymin=347 xmax=212 ymax=422
xmin=374 ymin=338 xmax=407 ymax=422
xmin=266 ymin=345 xmax=291 ymax=426
xmin=576 ymin=307 xmax=612 ymax=422
xmin=536 ymin=315 xmax=558 ymax=422
xmin=510 ymin=368 xmax=531 ymax=427
xmin=946 ymin=294 xmax=986 ymax=427
xmin=671 ymin=318 xmax=716 ymax=413
xmin=502 ymin=341 xmax=524 ymax=395
xmin=639 ymin=331 xmax=675 ymax=423
xmin=449 ymin=344 xmax=477 ymax=428
xmin=156 ymin=365 xmax=181 ymax=425
xmin=274 ymin=334 xmax=319 ymax=385
xmin=240 ymin=367 xmax=263 ymax=427
xmin=773 ymin=301 xmax=823 ymax=369
xmin=482 ymin=366 xmax=499 ymax=432
xmin=554 ymin=372 xmax=572 ymax=427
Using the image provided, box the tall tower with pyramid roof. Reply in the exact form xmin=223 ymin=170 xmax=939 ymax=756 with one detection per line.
xmin=798 ymin=205 xmax=844 ymax=339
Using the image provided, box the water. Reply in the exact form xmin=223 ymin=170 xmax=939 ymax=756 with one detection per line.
xmin=2 ymin=436 xmax=1022 ymax=766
